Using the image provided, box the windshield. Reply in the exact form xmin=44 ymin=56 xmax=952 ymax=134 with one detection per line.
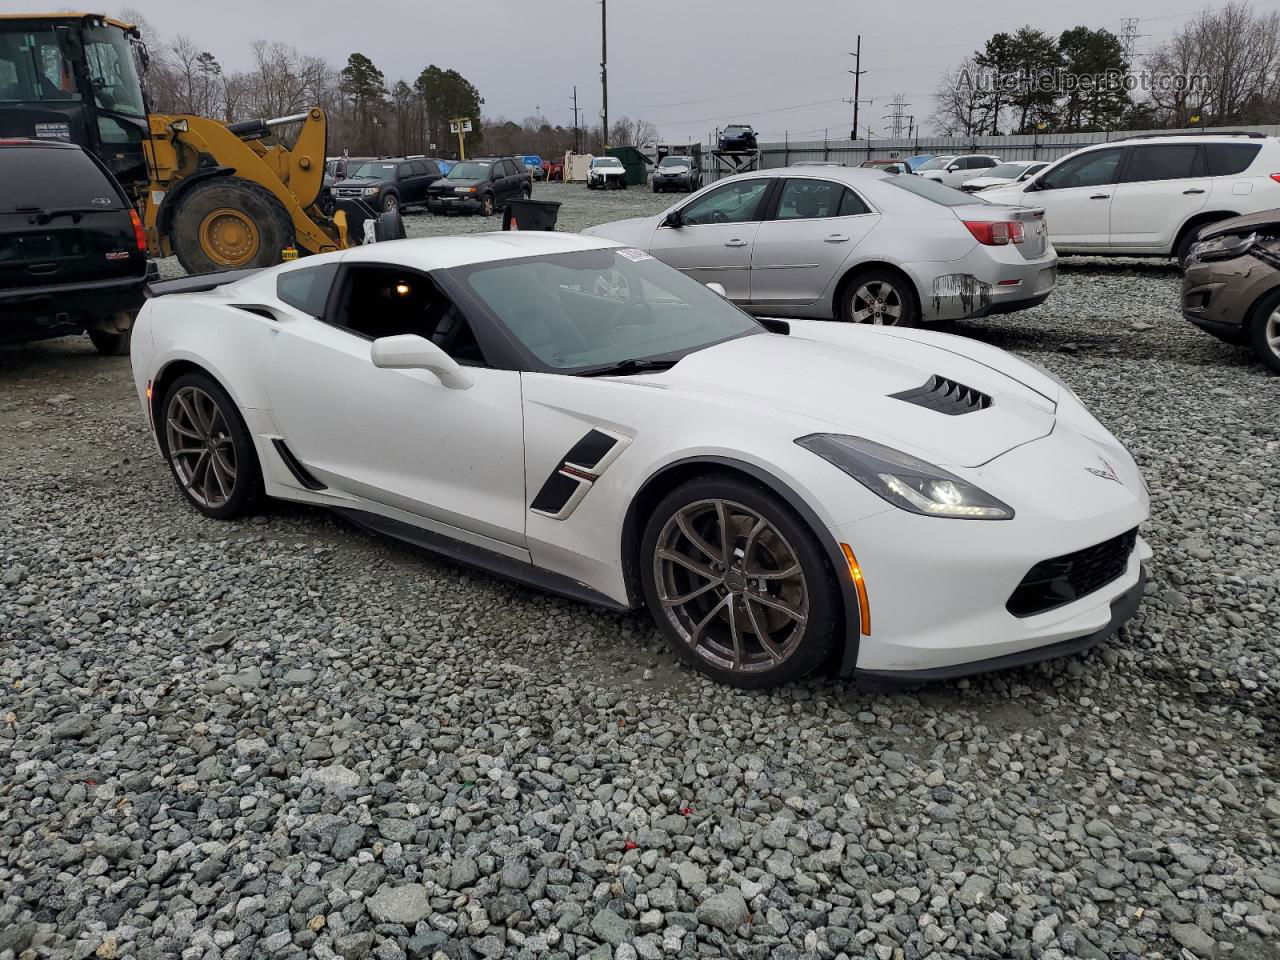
xmin=882 ymin=174 xmax=976 ymax=207
xmin=83 ymin=25 xmax=145 ymax=118
xmin=724 ymin=126 xmax=750 ymax=134
xmin=915 ymin=156 xmax=954 ymax=171
xmin=659 ymin=156 xmax=690 ymax=167
xmin=984 ymin=163 xmax=1029 ymax=179
xmin=447 ymin=161 xmax=491 ymax=179
xmin=0 ymin=28 xmax=76 ymax=104
xmin=593 ymin=157 xmax=622 ymax=167
xmin=454 ymin=248 xmax=760 ymax=372
xmin=348 ymin=162 xmax=396 ymax=179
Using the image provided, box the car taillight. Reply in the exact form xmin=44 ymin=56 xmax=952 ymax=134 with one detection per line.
xmin=963 ymin=220 xmax=1024 ymax=245
xmin=129 ymin=209 xmax=147 ymax=252
xmin=1270 ymin=174 xmax=1280 ymax=184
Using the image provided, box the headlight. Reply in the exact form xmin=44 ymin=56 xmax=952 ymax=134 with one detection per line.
xmin=454 ymin=186 xmax=475 ymax=193
xmin=363 ymin=186 xmax=379 ymax=196
xmin=796 ymin=434 xmax=1014 ymax=520
xmin=1191 ymin=232 xmax=1256 ymax=262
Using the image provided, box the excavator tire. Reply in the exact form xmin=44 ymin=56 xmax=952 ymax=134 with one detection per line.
xmin=171 ymin=178 xmax=295 ymax=275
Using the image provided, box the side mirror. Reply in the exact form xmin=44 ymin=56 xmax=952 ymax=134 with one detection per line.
xmin=946 ymin=164 xmax=961 ymax=172
xmin=370 ymin=334 xmax=474 ymax=390
xmin=705 ymin=282 xmax=728 ymax=297
xmin=662 ymin=210 xmax=684 ymax=228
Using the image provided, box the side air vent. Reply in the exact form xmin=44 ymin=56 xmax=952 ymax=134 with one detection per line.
xmin=272 ymin=439 xmax=326 ymax=490
xmin=891 ymin=375 xmax=992 ymax=415
xmin=531 ymin=429 xmax=630 ymax=520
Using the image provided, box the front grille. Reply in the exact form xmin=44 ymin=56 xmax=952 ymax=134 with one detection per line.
xmin=1007 ymin=528 xmax=1138 ymax=617
xmin=891 ymin=375 xmax=992 ymax=415
xmin=334 ymin=188 xmax=366 ymax=199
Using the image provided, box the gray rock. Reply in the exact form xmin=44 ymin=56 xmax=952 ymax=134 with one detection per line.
xmin=695 ymin=888 xmax=749 ymax=932
xmin=52 ymin=714 xmax=92 ymax=739
xmin=591 ymin=907 xmax=633 ymax=946
xmin=1169 ymin=923 xmax=1215 ymax=957
xmin=366 ymin=883 xmax=430 ymax=925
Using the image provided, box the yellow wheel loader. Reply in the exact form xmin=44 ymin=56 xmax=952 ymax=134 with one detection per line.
xmin=0 ymin=13 xmax=351 ymax=273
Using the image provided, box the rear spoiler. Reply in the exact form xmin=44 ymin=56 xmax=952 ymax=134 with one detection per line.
xmin=146 ymin=267 xmax=262 ymax=298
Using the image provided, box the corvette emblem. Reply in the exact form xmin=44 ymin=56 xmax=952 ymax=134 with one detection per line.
xmin=1085 ymin=458 xmax=1122 ymax=483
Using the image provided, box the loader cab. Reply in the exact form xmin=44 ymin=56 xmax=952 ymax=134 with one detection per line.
xmin=0 ymin=14 xmax=150 ymax=191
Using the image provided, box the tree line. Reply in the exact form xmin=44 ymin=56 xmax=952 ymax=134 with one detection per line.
xmin=932 ymin=2 xmax=1280 ymax=136
xmin=119 ymin=8 xmax=657 ymax=160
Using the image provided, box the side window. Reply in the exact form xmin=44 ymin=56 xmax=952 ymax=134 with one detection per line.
xmin=776 ymin=179 xmax=845 ymax=220
xmin=1119 ymin=145 xmax=1202 ymax=183
xmin=680 ymin=179 xmax=770 ymax=225
xmin=328 ymin=266 xmax=485 ymax=365
xmin=408 ymin=161 xmax=427 ymax=176
xmin=490 ymin=164 xmax=504 ymax=180
xmin=973 ymin=157 xmax=997 ymax=169
xmin=838 ymin=188 xmax=871 ymax=216
xmin=1039 ymin=148 xmax=1122 ymax=190
xmin=507 ymin=160 xmax=523 ymax=177
xmin=1204 ymin=142 xmax=1262 ymax=176
xmin=396 ymin=163 xmax=413 ymax=179
xmin=276 ymin=263 xmax=339 ymax=318
xmin=423 ymin=160 xmax=440 ymax=176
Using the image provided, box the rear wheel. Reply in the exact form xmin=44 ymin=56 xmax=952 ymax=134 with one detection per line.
xmin=88 ymin=312 xmax=133 ymax=356
xmin=171 ymin=178 xmax=294 ymax=274
xmin=837 ymin=268 xmax=919 ymax=327
xmin=1249 ymin=291 xmax=1280 ymax=374
xmin=158 ymin=372 xmax=263 ymax=519
xmin=640 ymin=475 xmax=841 ymax=688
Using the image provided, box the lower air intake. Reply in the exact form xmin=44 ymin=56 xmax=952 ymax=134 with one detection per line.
xmin=1007 ymin=528 xmax=1138 ymax=617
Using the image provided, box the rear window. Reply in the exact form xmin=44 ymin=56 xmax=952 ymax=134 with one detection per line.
xmin=881 ymin=174 xmax=975 ymax=207
xmin=1204 ymin=142 xmax=1262 ymax=176
xmin=1120 ymin=144 xmax=1202 ymax=183
xmin=0 ymin=146 xmax=121 ymax=209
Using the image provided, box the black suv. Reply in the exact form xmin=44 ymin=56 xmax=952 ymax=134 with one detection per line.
xmin=426 ymin=158 xmax=531 ymax=216
xmin=1 ymin=139 xmax=151 ymax=355
xmin=331 ymin=158 xmax=445 ymax=213
xmin=718 ymin=125 xmax=758 ymax=152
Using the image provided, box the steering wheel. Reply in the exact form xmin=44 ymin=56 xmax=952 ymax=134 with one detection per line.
xmin=593 ymin=271 xmax=631 ymax=301
xmin=710 ymin=210 xmax=730 ymax=224
xmin=615 ymin=299 xmax=653 ymax=327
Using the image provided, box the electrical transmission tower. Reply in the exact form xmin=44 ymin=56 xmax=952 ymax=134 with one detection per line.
xmin=1119 ymin=18 xmax=1146 ymax=63
xmin=884 ymin=94 xmax=910 ymax=140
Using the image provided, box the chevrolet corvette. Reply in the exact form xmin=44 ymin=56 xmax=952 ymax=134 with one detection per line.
xmin=131 ymin=233 xmax=1151 ymax=688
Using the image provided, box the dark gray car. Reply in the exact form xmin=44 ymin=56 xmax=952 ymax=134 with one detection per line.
xmin=426 ymin=158 xmax=531 ymax=216
xmin=331 ymin=158 xmax=444 ymax=213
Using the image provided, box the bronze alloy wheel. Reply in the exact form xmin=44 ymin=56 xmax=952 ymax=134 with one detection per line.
xmin=165 ymin=385 xmax=238 ymax=509
xmin=653 ymin=497 xmax=809 ymax=675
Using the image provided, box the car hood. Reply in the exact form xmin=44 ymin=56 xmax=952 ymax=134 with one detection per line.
xmin=964 ymin=176 xmax=1011 ymax=188
xmin=1197 ymin=208 xmax=1280 ymax=240
xmin=635 ymin=326 xmax=1058 ymax=468
xmin=581 ymin=217 xmax=657 ymax=247
xmin=333 ymin=177 xmax=384 ymax=188
xmin=432 ymin=178 xmax=484 ymax=189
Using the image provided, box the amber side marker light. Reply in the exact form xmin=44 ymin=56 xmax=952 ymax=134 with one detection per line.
xmin=840 ymin=543 xmax=872 ymax=636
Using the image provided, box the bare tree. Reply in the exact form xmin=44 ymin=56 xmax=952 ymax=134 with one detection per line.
xmin=607 ymin=116 xmax=659 ymax=147
xmin=930 ymin=57 xmax=986 ymax=136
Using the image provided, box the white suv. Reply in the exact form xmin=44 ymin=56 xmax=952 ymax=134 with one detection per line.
xmin=917 ymin=154 xmax=1002 ymax=189
xmin=980 ymin=133 xmax=1280 ymax=262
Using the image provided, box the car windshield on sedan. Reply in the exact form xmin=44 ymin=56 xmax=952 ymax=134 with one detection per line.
xmin=446 ymin=161 xmax=491 ymax=179
xmin=593 ymin=157 xmax=623 ymax=167
xmin=659 ymin=156 xmax=691 ymax=167
xmin=453 ymin=248 xmax=760 ymax=372
xmin=348 ymin=162 xmax=397 ymax=179
xmin=914 ymin=156 xmax=955 ymax=171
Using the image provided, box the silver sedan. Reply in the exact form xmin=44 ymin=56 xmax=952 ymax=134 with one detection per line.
xmin=582 ymin=166 xmax=1058 ymax=327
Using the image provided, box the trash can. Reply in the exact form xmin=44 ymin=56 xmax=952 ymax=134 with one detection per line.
xmin=502 ymin=198 xmax=562 ymax=231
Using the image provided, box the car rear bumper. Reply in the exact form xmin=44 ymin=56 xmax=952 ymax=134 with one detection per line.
xmin=916 ymin=246 xmax=1058 ymax=321
xmin=0 ymin=271 xmax=150 ymax=343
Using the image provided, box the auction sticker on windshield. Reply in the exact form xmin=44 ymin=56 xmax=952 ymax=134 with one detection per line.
xmin=617 ymin=248 xmax=653 ymax=262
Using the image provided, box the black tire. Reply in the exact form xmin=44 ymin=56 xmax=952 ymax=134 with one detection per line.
xmin=640 ymin=474 xmax=841 ymax=689
xmin=836 ymin=267 xmax=920 ymax=327
xmin=1248 ymin=288 xmax=1280 ymax=374
xmin=480 ymin=193 xmax=496 ymax=216
xmin=1174 ymin=223 xmax=1205 ymax=268
xmin=88 ymin=316 xmax=132 ymax=356
xmin=382 ymin=193 xmax=399 ymax=213
xmin=171 ymin=177 xmax=295 ymax=275
xmin=157 ymin=371 xmax=264 ymax=520
xmin=521 ymin=185 xmax=532 ymax=200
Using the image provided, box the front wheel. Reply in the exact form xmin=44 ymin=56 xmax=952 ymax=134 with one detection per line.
xmin=640 ymin=475 xmax=841 ymax=688
xmin=837 ymin=269 xmax=919 ymax=327
xmin=158 ymin=372 xmax=264 ymax=519
xmin=381 ymin=193 xmax=399 ymax=213
xmin=1249 ymin=290 xmax=1280 ymax=374
xmin=171 ymin=177 xmax=294 ymax=274
xmin=480 ymin=193 xmax=496 ymax=216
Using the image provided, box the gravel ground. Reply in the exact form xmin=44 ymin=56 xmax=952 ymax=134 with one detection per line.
xmin=3 ymin=182 xmax=1279 ymax=960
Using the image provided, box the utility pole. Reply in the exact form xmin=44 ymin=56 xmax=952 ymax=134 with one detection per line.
xmin=600 ymin=0 xmax=608 ymax=149
xmin=571 ymin=86 xmax=580 ymax=153
xmin=846 ymin=37 xmax=871 ymax=141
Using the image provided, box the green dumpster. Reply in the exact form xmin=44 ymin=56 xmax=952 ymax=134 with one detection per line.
xmin=605 ymin=146 xmax=653 ymax=187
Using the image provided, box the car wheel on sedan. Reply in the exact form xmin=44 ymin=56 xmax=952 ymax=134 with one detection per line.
xmin=838 ymin=269 xmax=919 ymax=327
xmin=640 ymin=474 xmax=841 ymax=688
xmin=158 ymin=372 xmax=263 ymax=520
xmin=1249 ymin=289 xmax=1280 ymax=374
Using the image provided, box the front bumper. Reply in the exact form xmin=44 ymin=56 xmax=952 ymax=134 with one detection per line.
xmin=427 ymin=194 xmax=483 ymax=213
xmin=1181 ymin=251 xmax=1276 ymax=342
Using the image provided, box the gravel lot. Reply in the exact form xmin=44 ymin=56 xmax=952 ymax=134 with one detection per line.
xmin=2 ymin=182 xmax=1279 ymax=960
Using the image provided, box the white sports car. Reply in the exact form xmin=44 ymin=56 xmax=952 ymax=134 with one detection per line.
xmin=131 ymin=233 xmax=1151 ymax=688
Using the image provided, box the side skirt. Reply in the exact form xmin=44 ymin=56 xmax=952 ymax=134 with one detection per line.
xmin=333 ymin=507 xmax=634 ymax=614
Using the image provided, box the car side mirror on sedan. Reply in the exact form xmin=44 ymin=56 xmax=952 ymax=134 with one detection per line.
xmin=662 ymin=210 xmax=684 ymax=228
xmin=705 ymin=282 xmax=728 ymax=297
xmin=370 ymin=334 xmax=474 ymax=390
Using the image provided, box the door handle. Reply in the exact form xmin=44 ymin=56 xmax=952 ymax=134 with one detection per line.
xmin=1090 ymin=194 xmax=1111 ymax=200
xmin=824 ymin=234 xmax=850 ymax=243
xmin=1183 ymin=188 xmax=1206 ymax=195
xmin=724 ymin=239 xmax=748 ymax=247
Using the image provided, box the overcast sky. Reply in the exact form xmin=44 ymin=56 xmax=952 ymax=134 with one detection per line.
xmin=3 ymin=0 xmax=1240 ymax=142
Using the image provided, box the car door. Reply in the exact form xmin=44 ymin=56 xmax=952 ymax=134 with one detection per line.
xmin=749 ymin=179 xmax=878 ymax=306
xmin=647 ymin=177 xmax=772 ymax=301
xmin=1019 ymin=147 xmax=1123 ymax=249
xmin=941 ymin=157 xmax=969 ymax=188
xmin=504 ymin=160 xmax=524 ymax=199
xmin=1108 ymin=144 xmax=1211 ymax=252
xmin=265 ymin=261 xmax=528 ymax=554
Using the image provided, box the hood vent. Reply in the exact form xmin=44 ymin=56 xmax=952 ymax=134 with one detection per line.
xmin=891 ymin=375 xmax=992 ymax=415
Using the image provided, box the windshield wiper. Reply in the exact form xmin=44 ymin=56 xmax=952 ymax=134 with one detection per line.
xmin=578 ymin=357 xmax=681 ymax=377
